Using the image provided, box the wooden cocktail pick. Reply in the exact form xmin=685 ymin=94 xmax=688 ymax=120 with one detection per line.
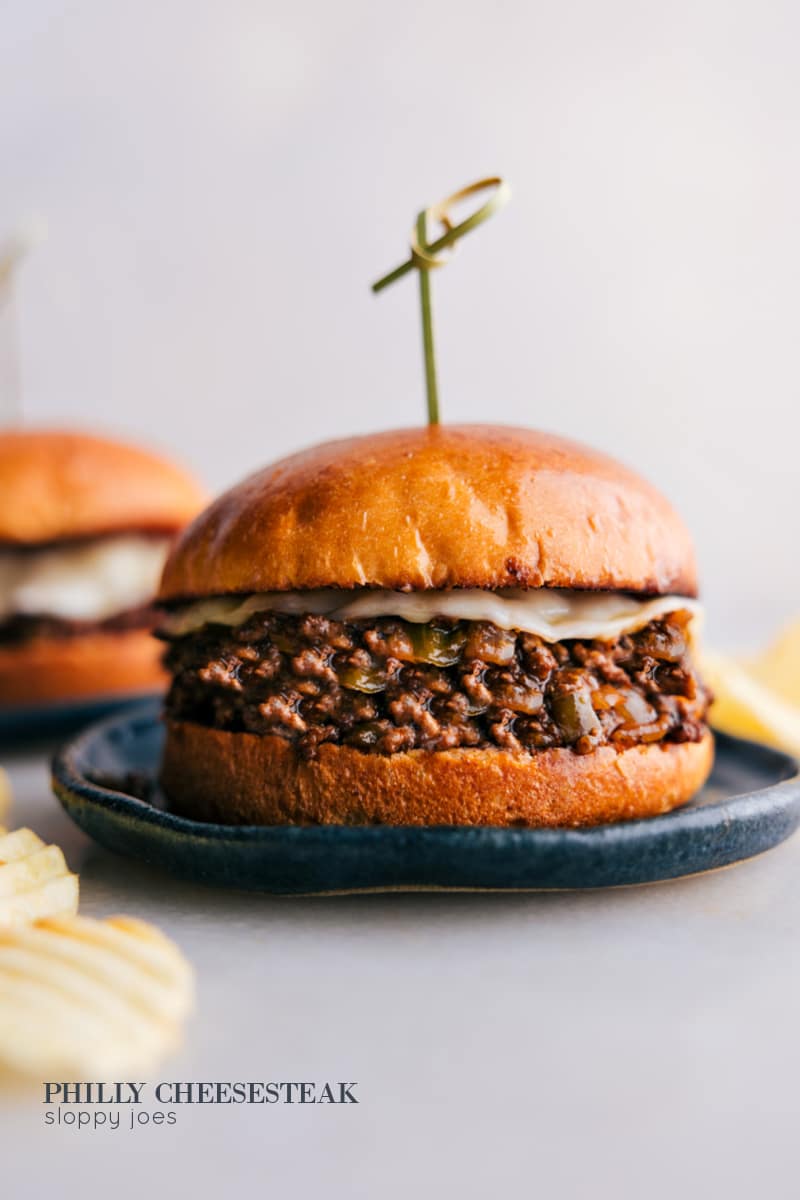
xmin=372 ymin=177 xmax=510 ymax=424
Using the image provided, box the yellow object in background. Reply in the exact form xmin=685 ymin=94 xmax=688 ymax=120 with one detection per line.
xmin=0 ymin=914 xmax=194 ymax=1078
xmin=747 ymin=621 xmax=800 ymax=708
xmin=703 ymin=618 xmax=800 ymax=758
xmin=0 ymin=811 xmax=194 ymax=1078
xmin=0 ymin=827 xmax=79 ymax=929
xmin=0 ymin=768 xmax=10 ymax=824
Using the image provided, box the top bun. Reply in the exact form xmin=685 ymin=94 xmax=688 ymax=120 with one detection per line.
xmin=0 ymin=430 xmax=207 ymax=544
xmin=159 ymin=425 xmax=697 ymax=601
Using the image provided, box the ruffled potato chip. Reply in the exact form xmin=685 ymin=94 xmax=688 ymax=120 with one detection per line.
xmin=747 ymin=620 xmax=800 ymax=710
xmin=0 ymin=914 xmax=194 ymax=1078
xmin=703 ymin=651 xmax=800 ymax=757
xmin=0 ymin=827 xmax=79 ymax=929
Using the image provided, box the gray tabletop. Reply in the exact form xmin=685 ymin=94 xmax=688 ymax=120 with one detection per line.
xmin=3 ymin=738 xmax=799 ymax=1200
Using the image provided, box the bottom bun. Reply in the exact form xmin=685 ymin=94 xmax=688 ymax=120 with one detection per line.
xmin=161 ymin=721 xmax=715 ymax=828
xmin=0 ymin=630 xmax=166 ymax=708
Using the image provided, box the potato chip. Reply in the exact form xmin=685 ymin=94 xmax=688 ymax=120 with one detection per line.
xmin=703 ymin=651 xmax=800 ymax=757
xmin=0 ymin=828 xmax=79 ymax=929
xmin=748 ymin=619 xmax=800 ymax=709
xmin=0 ymin=767 xmax=9 ymax=824
xmin=0 ymin=914 xmax=194 ymax=1077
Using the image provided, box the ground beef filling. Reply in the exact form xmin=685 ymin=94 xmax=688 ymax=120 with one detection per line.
xmin=162 ymin=608 xmax=710 ymax=759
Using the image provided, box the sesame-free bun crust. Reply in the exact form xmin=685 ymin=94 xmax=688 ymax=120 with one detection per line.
xmin=0 ymin=630 xmax=166 ymax=707
xmin=161 ymin=721 xmax=714 ymax=828
xmin=159 ymin=425 xmax=697 ymax=600
xmin=0 ymin=430 xmax=206 ymax=544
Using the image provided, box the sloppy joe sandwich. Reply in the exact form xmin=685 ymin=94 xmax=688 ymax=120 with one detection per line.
xmin=157 ymin=425 xmax=712 ymax=827
xmin=0 ymin=430 xmax=205 ymax=707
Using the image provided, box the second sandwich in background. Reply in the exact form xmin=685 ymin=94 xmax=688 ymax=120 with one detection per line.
xmin=0 ymin=429 xmax=206 ymax=709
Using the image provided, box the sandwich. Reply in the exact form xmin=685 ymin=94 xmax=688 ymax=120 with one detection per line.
xmin=0 ymin=429 xmax=205 ymax=707
xmin=157 ymin=425 xmax=712 ymax=826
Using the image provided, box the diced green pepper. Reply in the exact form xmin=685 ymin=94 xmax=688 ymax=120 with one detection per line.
xmin=406 ymin=624 xmax=467 ymax=666
xmin=551 ymin=689 xmax=598 ymax=743
xmin=338 ymin=665 xmax=387 ymax=693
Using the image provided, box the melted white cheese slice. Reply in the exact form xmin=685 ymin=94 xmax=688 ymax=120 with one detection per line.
xmin=0 ymin=536 xmax=171 ymax=622
xmin=161 ymin=589 xmax=702 ymax=644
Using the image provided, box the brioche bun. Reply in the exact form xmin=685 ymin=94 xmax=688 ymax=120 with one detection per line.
xmin=0 ymin=629 xmax=165 ymax=707
xmin=158 ymin=425 xmax=709 ymax=829
xmin=0 ymin=429 xmax=206 ymax=544
xmin=161 ymin=720 xmax=714 ymax=827
xmin=159 ymin=425 xmax=697 ymax=601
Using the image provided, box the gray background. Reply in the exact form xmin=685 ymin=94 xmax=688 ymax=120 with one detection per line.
xmin=2 ymin=2 xmax=800 ymax=1195
xmin=2 ymin=0 xmax=799 ymax=645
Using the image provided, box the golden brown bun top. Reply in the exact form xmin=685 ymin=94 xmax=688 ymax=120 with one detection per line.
xmin=0 ymin=429 xmax=207 ymax=544
xmin=159 ymin=424 xmax=698 ymax=601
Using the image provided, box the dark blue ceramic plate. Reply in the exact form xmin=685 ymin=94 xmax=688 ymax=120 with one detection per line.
xmin=51 ymin=700 xmax=800 ymax=893
xmin=1 ymin=692 xmax=162 ymax=746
